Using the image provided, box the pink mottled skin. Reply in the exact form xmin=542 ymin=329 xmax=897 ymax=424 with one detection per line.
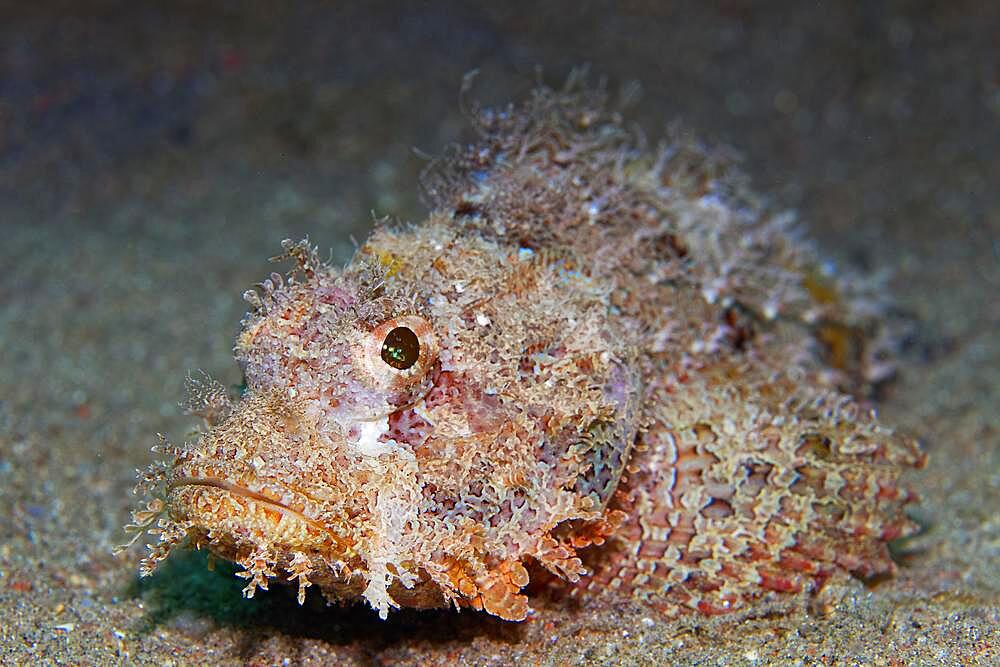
xmin=121 ymin=80 xmax=924 ymax=621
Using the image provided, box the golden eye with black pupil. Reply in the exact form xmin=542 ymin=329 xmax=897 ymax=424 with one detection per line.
xmin=381 ymin=326 xmax=420 ymax=370
xmin=357 ymin=314 xmax=438 ymax=390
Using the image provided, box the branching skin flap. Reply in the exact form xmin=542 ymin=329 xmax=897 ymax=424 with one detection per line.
xmin=121 ymin=78 xmax=924 ymax=621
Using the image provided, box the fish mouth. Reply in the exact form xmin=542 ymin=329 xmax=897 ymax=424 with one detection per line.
xmin=167 ymin=472 xmax=355 ymax=554
xmin=169 ymin=476 xmax=316 ymax=525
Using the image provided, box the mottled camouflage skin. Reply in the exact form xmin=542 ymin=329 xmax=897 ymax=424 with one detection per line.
xmin=123 ymin=81 xmax=924 ymax=621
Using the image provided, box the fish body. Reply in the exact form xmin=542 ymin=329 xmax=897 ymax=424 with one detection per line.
xmin=124 ymin=82 xmax=924 ymax=621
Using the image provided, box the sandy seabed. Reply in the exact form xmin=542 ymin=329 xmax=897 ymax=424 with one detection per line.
xmin=1 ymin=2 xmax=997 ymax=665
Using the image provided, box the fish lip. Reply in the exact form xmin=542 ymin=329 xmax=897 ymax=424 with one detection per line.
xmin=168 ymin=475 xmax=302 ymax=517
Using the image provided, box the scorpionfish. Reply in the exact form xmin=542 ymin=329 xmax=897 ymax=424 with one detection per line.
xmin=123 ymin=80 xmax=925 ymax=621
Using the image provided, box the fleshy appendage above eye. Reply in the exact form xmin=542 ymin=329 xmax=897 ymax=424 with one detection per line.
xmin=359 ymin=315 xmax=438 ymax=390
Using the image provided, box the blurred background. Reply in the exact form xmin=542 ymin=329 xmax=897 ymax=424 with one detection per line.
xmin=1 ymin=1 xmax=997 ymax=664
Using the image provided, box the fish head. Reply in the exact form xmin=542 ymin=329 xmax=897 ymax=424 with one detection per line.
xmin=153 ymin=235 xmax=638 ymax=620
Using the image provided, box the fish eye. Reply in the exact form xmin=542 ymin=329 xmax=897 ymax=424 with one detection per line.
xmin=381 ymin=326 xmax=420 ymax=370
xmin=358 ymin=314 xmax=438 ymax=389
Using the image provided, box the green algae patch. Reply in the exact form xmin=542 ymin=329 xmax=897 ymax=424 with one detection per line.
xmin=130 ymin=549 xmax=275 ymax=632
